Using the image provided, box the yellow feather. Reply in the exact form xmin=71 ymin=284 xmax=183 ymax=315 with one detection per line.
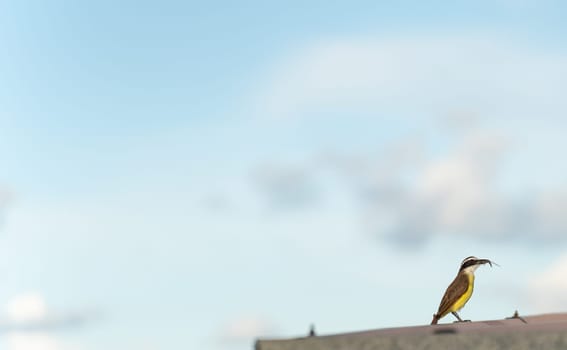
xmin=449 ymin=273 xmax=475 ymax=312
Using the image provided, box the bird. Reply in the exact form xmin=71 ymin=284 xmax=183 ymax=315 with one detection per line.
xmin=431 ymin=256 xmax=496 ymax=325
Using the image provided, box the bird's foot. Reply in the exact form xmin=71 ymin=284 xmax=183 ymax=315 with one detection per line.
xmin=453 ymin=319 xmax=471 ymax=323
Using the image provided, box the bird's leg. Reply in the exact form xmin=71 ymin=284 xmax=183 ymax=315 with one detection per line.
xmin=452 ymin=312 xmax=471 ymax=323
xmin=452 ymin=311 xmax=463 ymax=322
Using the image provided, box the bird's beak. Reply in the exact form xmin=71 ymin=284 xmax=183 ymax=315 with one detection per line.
xmin=477 ymin=258 xmax=498 ymax=267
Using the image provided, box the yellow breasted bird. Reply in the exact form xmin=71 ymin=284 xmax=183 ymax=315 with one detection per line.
xmin=431 ymin=256 xmax=496 ymax=325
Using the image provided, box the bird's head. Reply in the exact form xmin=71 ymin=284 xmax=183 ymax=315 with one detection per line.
xmin=459 ymin=256 xmax=497 ymax=273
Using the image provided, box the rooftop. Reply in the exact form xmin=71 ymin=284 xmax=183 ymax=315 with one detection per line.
xmin=256 ymin=313 xmax=567 ymax=350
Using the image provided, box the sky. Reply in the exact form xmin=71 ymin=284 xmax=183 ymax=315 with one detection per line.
xmin=2 ymin=0 xmax=567 ymax=349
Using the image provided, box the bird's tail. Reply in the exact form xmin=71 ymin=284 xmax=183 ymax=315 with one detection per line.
xmin=431 ymin=314 xmax=439 ymax=325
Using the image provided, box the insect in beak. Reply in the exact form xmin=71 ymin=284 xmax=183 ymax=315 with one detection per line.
xmin=477 ymin=259 xmax=499 ymax=267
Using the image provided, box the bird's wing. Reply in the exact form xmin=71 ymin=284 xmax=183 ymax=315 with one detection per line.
xmin=436 ymin=273 xmax=469 ymax=317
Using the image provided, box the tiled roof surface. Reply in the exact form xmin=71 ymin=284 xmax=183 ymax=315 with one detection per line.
xmin=256 ymin=313 xmax=567 ymax=350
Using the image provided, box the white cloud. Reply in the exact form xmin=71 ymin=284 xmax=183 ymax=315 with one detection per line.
xmin=243 ymin=34 xmax=567 ymax=245
xmin=5 ymin=333 xmax=67 ymax=350
xmin=0 ymin=187 xmax=13 ymax=206
xmin=258 ymin=35 xmax=567 ymax=120
xmin=251 ymin=163 xmax=320 ymax=210
xmin=218 ymin=315 xmax=277 ymax=344
xmin=5 ymin=293 xmax=49 ymax=324
xmin=0 ymin=293 xmax=85 ymax=350
xmin=0 ymin=292 xmax=90 ymax=331
xmin=415 ymin=133 xmax=505 ymax=230
xmin=529 ymin=254 xmax=567 ymax=312
xmin=253 ymin=128 xmax=567 ymax=245
xmin=360 ymin=129 xmax=567 ymax=244
xmin=0 ymin=186 xmax=15 ymax=229
xmin=356 ymin=130 xmax=517 ymax=244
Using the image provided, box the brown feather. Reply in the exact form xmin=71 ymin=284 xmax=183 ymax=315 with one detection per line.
xmin=435 ymin=272 xmax=470 ymax=318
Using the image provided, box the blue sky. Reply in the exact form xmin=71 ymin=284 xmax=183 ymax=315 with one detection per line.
xmin=2 ymin=1 xmax=567 ymax=349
